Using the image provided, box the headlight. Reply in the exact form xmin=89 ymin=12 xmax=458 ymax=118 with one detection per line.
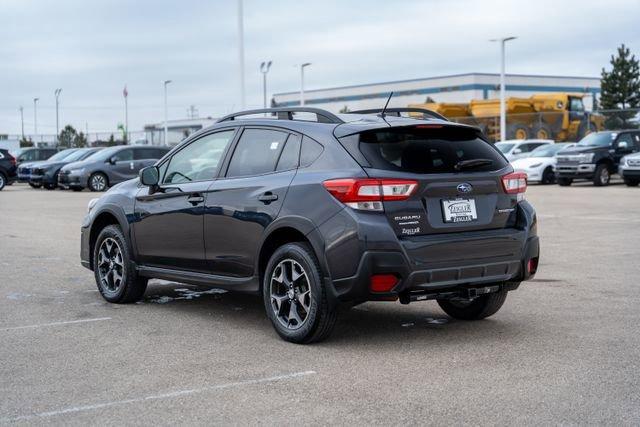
xmin=579 ymin=153 xmax=595 ymax=163
xmin=87 ymin=198 xmax=99 ymax=213
xmin=621 ymin=156 xmax=629 ymax=166
xmin=69 ymin=168 xmax=85 ymax=175
xmin=529 ymin=163 xmax=543 ymax=169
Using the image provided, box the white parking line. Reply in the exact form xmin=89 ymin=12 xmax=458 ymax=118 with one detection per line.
xmin=0 ymin=317 xmax=112 ymax=332
xmin=2 ymin=370 xmax=317 ymax=422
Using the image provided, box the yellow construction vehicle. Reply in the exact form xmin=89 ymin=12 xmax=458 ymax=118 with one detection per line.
xmin=410 ymin=93 xmax=603 ymax=142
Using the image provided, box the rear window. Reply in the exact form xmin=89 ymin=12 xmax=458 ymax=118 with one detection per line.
xmin=343 ymin=126 xmax=508 ymax=174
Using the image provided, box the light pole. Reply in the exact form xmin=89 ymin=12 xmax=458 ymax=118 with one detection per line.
xmin=490 ymin=36 xmax=516 ymax=142
xmin=260 ymin=61 xmax=272 ymax=109
xmin=33 ymin=98 xmax=39 ymax=138
xmin=237 ymin=0 xmax=245 ymax=110
xmin=19 ymin=106 xmax=24 ymax=139
xmin=54 ymin=88 xmax=62 ymax=145
xmin=163 ymin=80 xmax=172 ymax=145
xmin=123 ymin=85 xmax=129 ymax=143
xmin=300 ymin=62 xmax=311 ymax=106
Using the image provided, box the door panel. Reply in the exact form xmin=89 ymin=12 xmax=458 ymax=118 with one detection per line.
xmin=204 ymin=170 xmax=296 ymax=277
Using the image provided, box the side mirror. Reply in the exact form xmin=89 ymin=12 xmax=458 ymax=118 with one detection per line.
xmin=513 ymin=148 xmax=523 ymax=154
xmin=140 ymin=166 xmax=159 ymax=187
xmin=107 ymin=156 xmax=117 ymax=165
xmin=618 ymin=141 xmax=629 ymax=151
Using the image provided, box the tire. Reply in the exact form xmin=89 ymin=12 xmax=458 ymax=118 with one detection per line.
xmin=593 ymin=164 xmax=610 ymax=186
xmin=624 ymin=177 xmax=640 ymax=187
xmin=262 ymin=242 xmax=337 ymax=344
xmin=71 ymin=187 xmax=83 ymax=192
xmin=93 ymin=225 xmax=147 ymax=303
xmin=531 ymin=122 xmax=553 ymax=140
xmin=29 ymin=182 xmax=41 ymax=189
xmin=44 ymin=183 xmax=57 ymax=190
xmin=0 ymin=173 xmax=6 ymax=191
xmin=88 ymin=172 xmax=109 ymax=192
xmin=557 ymin=177 xmax=573 ymax=186
xmin=506 ymin=123 xmax=530 ymax=140
xmin=541 ymin=167 xmax=555 ymax=185
xmin=437 ymin=289 xmax=508 ymax=320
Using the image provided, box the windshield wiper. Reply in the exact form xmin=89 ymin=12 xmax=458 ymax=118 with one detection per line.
xmin=454 ymin=159 xmax=493 ymax=171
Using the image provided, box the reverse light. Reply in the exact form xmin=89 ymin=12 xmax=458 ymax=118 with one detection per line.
xmin=502 ymin=172 xmax=527 ymax=201
xmin=369 ymin=274 xmax=399 ymax=292
xmin=322 ymin=178 xmax=418 ymax=211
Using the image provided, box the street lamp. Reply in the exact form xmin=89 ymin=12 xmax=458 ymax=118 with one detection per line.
xmin=163 ymin=80 xmax=172 ymax=145
xmin=33 ymin=98 xmax=39 ymax=138
xmin=54 ymin=88 xmax=62 ymax=144
xmin=490 ymin=36 xmax=517 ymax=142
xmin=260 ymin=61 xmax=272 ymax=109
xmin=237 ymin=0 xmax=245 ymax=110
xmin=300 ymin=62 xmax=311 ymax=106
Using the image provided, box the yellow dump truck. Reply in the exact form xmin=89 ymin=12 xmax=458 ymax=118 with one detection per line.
xmin=410 ymin=93 xmax=603 ymax=142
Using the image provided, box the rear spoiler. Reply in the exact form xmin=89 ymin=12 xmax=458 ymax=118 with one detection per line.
xmin=349 ymin=107 xmax=448 ymax=121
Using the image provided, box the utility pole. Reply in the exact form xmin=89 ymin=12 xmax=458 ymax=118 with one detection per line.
xmin=300 ymin=63 xmax=311 ymax=106
xmin=163 ymin=80 xmax=172 ymax=145
xmin=237 ymin=0 xmax=245 ymax=110
xmin=123 ymin=85 xmax=129 ymax=143
xmin=33 ymin=98 xmax=39 ymax=138
xmin=54 ymin=88 xmax=62 ymax=145
xmin=19 ymin=106 xmax=24 ymax=139
xmin=490 ymin=36 xmax=516 ymax=142
xmin=260 ymin=61 xmax=272 ymax=109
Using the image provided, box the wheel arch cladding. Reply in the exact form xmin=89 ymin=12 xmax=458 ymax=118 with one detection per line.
xmin=89 ymin=209 xmax=128 ymax=270
xmin=258 ymin=226 xmax=323 ymax=291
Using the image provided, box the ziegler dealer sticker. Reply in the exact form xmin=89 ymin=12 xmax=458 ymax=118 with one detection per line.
xmin=393 ymin=213 xmax=424 ymax=235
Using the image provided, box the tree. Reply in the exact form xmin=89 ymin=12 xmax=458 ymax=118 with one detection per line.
xmin=19 ymin=136 xmax=34 ymax=148
xmin=600 ymin=44 xmax=640 ymax=129
xmin=74 ymin=131 xmax=88 ymax=148
xmin=58 ymin=125 xmax=78 ymax=147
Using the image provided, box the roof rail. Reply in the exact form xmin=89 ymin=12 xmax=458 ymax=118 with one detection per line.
xmin=348 ymin=107 xmax=448 ymax=121
xmin=216 ymin=107 xmax=344 ymax=124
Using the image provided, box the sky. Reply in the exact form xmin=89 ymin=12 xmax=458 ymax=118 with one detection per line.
xmin=1 ymin=0 xmax=639 ymax=137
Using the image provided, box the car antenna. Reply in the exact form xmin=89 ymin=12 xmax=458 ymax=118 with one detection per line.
xmin=379 ymin=92 xmax=393 ymax=118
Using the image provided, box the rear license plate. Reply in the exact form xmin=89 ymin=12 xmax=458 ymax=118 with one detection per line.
xmin=442 ymin=198 xmax=478 ymax=223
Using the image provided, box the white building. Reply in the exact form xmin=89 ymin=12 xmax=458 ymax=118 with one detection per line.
xmin=144 ymin=117 xmax=217 ymax=145
xmin=273 ymin=72 xmax=601 ymax=113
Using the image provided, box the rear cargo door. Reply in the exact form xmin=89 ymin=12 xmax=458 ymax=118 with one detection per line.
xmin=339 ymin=125 xmax=517 ymax=237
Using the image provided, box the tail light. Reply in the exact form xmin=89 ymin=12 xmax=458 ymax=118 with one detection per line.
xmin=9 ymin=155 xmax=16 ymax=166
xmin=323 ymin=178 xmax=418 ymax=211
xmin=501 ymin=172 xmax=527 ymax=201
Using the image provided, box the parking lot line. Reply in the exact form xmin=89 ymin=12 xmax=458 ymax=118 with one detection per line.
xmin=0 ymin=317 xmax=112 ymax=332
xmin=2 ymin=370 xmax=317 ymax=422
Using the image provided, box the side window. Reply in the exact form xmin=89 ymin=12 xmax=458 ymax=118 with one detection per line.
xmin=616 ymin=133 xmax=633 ymax=149
xmin=163 ymin=130 xmax=234 ymax=184
xmin=226 ymin=129 xmax=288 ymax=177
xmin=112 ymin=149 xmax=133 ymax=162
xmin=299 ymin=136 xmax=323 ymax=166
xmin=276 ymin=134 xmax=301 ymax=171
xmin=21 ymin=150 xmax=35 ymax=161
xmin=134 ymin=148 xmax=159 ymax=160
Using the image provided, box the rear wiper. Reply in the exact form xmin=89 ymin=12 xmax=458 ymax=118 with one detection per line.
xmin=454 ymin=159 xmax=493 ymax=171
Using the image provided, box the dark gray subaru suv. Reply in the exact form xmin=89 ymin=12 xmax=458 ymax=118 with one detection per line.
xmin=80 ymin=108 xmax=539 ymax=343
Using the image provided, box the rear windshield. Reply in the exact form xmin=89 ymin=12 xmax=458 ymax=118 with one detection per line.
xmin=342 ymin=126 xmax=508 ymax=174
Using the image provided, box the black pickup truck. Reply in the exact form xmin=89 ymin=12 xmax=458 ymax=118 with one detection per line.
xmin=555 ymin=130 xmax=640 ymax=186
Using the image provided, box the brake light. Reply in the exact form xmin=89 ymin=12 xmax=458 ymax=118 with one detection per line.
xmin=501 ymin=172 xmax=527 ymax=195
xmin=9 ymin=155 xmax=16 ymax=166
xmin=323 ymin=178 xmax=418 ymax=211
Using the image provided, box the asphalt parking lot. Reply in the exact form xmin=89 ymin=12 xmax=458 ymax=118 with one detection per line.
xmin=1 ymin=182 xmax=639 ymax=425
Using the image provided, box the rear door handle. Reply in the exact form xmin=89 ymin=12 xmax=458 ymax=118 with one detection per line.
xmin=187 ymin=193 xmax=205 ymax=205
xmin=258 ymin=192 xmax=278 ymax=204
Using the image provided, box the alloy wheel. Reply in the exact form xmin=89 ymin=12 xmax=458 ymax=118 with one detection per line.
xmin=0 ymin=175 xmax=5 ymax=190
xmin=600 ymin=168 xmax=609 ymax=185
xmin=97 ymin=237 xmax=125 ymax=293
xmin=91 ymin=174 xmax=107 ymax=191
xmin=269 ymin=259 xmax=312 ymax=330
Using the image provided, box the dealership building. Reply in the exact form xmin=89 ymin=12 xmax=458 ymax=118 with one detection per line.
xmin=272 ymin=72 xmax=601 ymax=113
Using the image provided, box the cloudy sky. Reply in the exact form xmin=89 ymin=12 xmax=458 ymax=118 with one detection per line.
xmin=1 ymin=0 xmax=639 ymax=136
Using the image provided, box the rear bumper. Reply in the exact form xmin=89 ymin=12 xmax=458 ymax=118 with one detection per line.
xmin=322 ymin=203 xmax=539 ymax=304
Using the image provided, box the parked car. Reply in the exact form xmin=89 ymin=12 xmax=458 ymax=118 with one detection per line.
xmin=80 ymin=107 xmax=539 ymax=343
xmin=0 ymin=149 xmax=18 ymax=191
xmin=17 ymin=148 xmax=78 ymax=186
xmin=619 ymin=152 xmax=640 ymax=186
xmin=59 ymin=145 xmax=170 ymax=191
xmin=30 ymin=147 xmax=103 ymax=190
xmin=555 ymin=130 xmax=640 ymax=186
xmin=511 ymin=143 xmax=575 ymax=184
xmin=495 ymin=139 xmax=554 ymax=161
xmin=14 ymin=147 xmax=59 ymax=165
